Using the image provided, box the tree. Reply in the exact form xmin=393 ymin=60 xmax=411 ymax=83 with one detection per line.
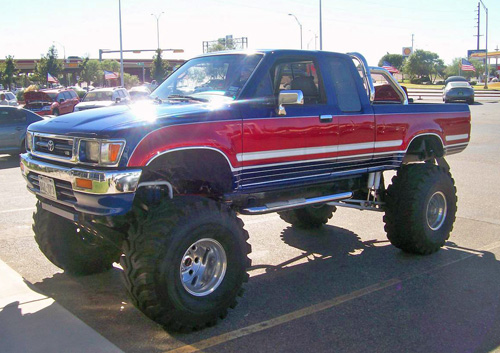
xmin=403 ymin=50 xmax=443 ymax=82
xmin=101 ymin=60 xmax=120 ymax=72
xmin=207 ymin=38 xmax=237 ymax=53
xmin=79 ymin=58 xmax=103 ymax=87
xmin=151 ymin=49 xmax=169 ymax=83
xmin=34 ymin=46 xmax=63 ymax=84
xmin=2 ymin=56 xmax=18 ymax=90
xmin=123 ymin=73 xmax=140 ymax=89
xmin=377 ymin=53 xmax=404 ymax=71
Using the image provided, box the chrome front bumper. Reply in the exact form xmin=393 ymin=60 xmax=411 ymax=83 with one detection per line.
xmin=20 ymin=153 xmax=142 ymax=195
xmin=20 ymin=153 xmax=142 ymax=217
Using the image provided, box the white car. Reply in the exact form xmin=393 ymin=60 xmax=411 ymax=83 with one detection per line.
xmin=74 ymin=87 xmax=131 ymax=112
xmin=0 ymin=91 xmax=18 ymax=106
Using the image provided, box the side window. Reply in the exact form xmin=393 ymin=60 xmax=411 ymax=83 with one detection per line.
xmin=330 ymin=59 xmax=362 ymax=112
xmin=0 ymin=109 xmax=25 ymax=124
xmin=69 ymin=91 xmax=77 ymax=99
xmin=6 ymin=93 xmax=15 ymax=100
xmin=63 ymin=92 xmax=72 ymax=100
xmin=273 ymin=60 xmax=324 ymax=104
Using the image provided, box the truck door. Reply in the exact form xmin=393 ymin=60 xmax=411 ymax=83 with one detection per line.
xmin=238 ymin=55 xmax=339 ymax=191
xmin=323 ymin=54 xmax=376 ymax=177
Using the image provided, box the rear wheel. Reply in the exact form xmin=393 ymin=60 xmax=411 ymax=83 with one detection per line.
xmin=121 ymin=196 xmax=251 ymax=331
xmin=384 ymin=164 xmax=457 ymax=255
xmin=33 ymin=202 xmax=121 ymax=275
xmin=278 ymin=204 xmax=336 ymax=229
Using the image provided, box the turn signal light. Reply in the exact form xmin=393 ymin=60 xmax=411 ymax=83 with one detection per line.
xmin=76 ymin=178 xmax=93 ymax=190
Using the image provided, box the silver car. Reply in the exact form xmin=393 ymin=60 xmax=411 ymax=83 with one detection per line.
xmin=0 ymin=106 xmax=45 ymax=155
xmin=0 ymin=91 xmax=19 ymax=106
xmin=443 ymin=82 xmax=474 ymax=104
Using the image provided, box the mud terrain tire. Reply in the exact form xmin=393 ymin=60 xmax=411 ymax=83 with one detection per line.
xmin=279 ymin=204 xmax=336 ymax=229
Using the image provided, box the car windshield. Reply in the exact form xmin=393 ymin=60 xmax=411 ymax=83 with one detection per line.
xmin=83 ymin=91 xmax=113 ymax=102
xmin=152 ymin=53 xmax=263 ymax=102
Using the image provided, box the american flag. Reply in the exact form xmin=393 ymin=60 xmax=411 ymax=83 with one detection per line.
xmin=461 ymin=58 xmax=476 ymax=72
xmin=47 ymin=73 xmax=59 ymax=83
xmin=104 ymin=70 xmax=119 ymax=80
xmin=382 ymin=61 xmax=400 ymax=74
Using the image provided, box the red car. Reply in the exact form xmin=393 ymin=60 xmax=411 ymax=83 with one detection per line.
xmin=24 ymin=89 xmax=79 ymax=116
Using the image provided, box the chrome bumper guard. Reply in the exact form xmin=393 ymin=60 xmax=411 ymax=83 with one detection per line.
xmin=20 ymin=153 xmax=142 ymax=195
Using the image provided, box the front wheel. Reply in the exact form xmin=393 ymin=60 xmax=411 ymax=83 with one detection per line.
xmin=383 ymin=164 xmax=457 ymax=255
xmin=33 ymin=202 xmax=121 ymax=275
xmin=121 ymin=196 xmax=251 ymax=331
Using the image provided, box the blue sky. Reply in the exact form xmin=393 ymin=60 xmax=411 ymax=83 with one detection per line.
xmin=2 ymin=0 xmax=499 ymax=66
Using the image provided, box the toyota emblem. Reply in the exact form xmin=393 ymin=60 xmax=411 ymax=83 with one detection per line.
xmin=47 ymin=140 xmax=55 ymax=152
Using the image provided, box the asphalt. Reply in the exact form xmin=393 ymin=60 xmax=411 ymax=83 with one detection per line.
xmin=0 ymin=259 xmax=124 ymax=353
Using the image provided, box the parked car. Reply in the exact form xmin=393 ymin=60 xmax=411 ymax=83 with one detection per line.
xmin=129 ymin=86 xmax=151 ymax=101
xmin=0 ymin=106 xmax=46 ymax=155
xmin=74 ymin=87 xmax=131 ymax=111
xmin=443 ymin=81 xmax=474 ymax=104
xmin=24 ymin=89 xmax=79 ymax=116
xmin=0 ymin=91 xmax=19 ymax=106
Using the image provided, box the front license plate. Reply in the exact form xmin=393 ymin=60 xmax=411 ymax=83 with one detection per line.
xmin=38 ymin=175 xmax=57 ymax=199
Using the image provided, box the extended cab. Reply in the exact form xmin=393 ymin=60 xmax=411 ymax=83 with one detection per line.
xmin=20 ymin=50 xmax=470 ymax=331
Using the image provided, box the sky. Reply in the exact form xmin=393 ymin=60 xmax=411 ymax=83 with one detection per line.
xmin=2 ymin=0 xmax=499 ymax=67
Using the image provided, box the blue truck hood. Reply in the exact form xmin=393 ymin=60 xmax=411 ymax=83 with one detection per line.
xmin=28 ymin=103 xmax=222 ymax=137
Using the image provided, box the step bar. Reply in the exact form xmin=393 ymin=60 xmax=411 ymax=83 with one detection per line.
xmin=241 ymin=192 xmax=353 ymax=215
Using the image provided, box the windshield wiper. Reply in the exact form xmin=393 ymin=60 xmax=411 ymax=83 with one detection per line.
xmin=167 ymin=94 xmax=208 ymax=102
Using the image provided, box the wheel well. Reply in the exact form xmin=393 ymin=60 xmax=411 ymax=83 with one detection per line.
xmin=142 ymin=149 xmax=234 ymax=196
xmin=403 ymin=135 xmax=444 ymax=163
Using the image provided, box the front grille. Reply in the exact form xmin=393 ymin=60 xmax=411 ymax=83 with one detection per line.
xmin=34 ymin=134 xmax=75 ymax=159
xmin=28 ymin=173 xmax=77 ymax=203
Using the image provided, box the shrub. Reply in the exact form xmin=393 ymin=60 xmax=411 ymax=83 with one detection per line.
xmin=16 ymin=90 xmax=24 ymax=102
xmin=410 ymin=78 xmax=422 ymax=84
xmin=470 ymin=81 xmax=477 ymax=86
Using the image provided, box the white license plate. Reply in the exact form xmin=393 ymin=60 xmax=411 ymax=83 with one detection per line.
xmin=38 ymin=175 xmax=57 ymax=199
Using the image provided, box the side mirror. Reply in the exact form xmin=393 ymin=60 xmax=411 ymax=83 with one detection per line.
xmin=277 ymin=90 xmax=304 ymax=116
xmin=115 ymin=97 xmax=121 ymax=103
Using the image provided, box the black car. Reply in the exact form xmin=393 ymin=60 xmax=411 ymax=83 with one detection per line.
xmin=0 ymin=106 xmax=45 ymax=155
xmin=445 ymin=76 xmax=468 ymax=85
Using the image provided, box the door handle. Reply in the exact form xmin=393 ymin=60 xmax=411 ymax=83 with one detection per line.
xmin=320 ymin=115 xmax=333 ymax=123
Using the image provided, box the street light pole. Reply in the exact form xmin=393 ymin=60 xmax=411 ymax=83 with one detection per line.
xmin=118 ymin=0 xmax=124 ymax=87
xmin=319 ymin=0 xmax=323 ymax=50
xmin=479 ymin=0 xmax=489 ymax=88
xmin=151 ymin=12 xmax=164 ymax=49
xmin=52 ymin=41 xmax=66 ymax=61
xmin=288 ymin=13 xmax=303 ymax=49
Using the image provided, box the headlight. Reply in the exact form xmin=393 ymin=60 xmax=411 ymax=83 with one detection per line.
xmin=79 ymin=140 xmax=125 ymax=166
xmin=26 ymin=131 xmax=33 ymax=151
xmin=41 ymin=106 xmax=51 ymax=111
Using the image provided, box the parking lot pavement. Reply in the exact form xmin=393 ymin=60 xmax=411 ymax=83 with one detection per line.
xmin=0 ymin=101 xmax=500 ymax=352
xmin=0 ymin=259 xmax=124 ymax=353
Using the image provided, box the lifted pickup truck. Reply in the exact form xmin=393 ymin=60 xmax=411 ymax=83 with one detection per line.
xmin=20 ymin=50 xmax=470 ymax=331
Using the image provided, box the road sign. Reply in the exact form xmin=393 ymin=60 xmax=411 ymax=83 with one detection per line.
xmin=402 ymin=47 xmax=413 ymax=57
xmin=136 ymin=62 xmax=145 ymax=67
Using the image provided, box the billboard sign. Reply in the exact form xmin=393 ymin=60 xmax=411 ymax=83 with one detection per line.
xmin=468 ymin=49 xmax=486 ymax=58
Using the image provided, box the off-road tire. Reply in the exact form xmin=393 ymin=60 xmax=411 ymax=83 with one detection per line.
xmin=384 ymin=164 xmax=457 ymax=255
xmin=33 ymin=202 xmax=121 ymax=275
xmin=121 ymin=196 xmax=251 ymax=331
xmin=278 ymin=204 xmax=336 ymax=229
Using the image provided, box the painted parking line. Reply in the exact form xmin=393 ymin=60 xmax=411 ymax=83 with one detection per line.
xmin=0 ymin=207 xmax=35 ymax=214
xmin=166 ymin=241 xmax=500 ymax=353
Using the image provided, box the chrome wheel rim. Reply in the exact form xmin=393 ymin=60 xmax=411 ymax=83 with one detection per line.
xmin=426 ymin=191 xmax=447 ymax=231
xmin=180 ymin=238 xmax=227 ymax=297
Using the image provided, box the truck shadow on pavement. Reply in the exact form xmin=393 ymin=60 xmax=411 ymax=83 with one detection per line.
xmin=0 ymin=154 xmax=20 ymax=170
xmin=27 ymin=224 xmax=500 ymax=353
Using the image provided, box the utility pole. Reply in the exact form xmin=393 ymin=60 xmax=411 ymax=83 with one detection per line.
xmin=319 ymin=0 xmax=323 ymax=50
xmin=411 ymin=34 xmax=414 ymax=52
xmin=118 ymin=0 xmax=124 ymax=87
xmin=475 ymin=2 xmax=481 ymax=50
xmin=479 ymin=0 xmax=489 ymax=88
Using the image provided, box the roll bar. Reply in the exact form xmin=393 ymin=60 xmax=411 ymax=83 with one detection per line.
xmin=347 ymin=52 xmax=375 ymax=103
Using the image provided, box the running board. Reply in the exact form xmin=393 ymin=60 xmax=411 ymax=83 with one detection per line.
xmin=241 ymin=192 xmax=353 ymax=215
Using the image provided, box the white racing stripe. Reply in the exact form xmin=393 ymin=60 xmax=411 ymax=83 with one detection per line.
xmin=445 ymin=134 xmax=469 ymax=142
xmin=237 ymin=140 xmax=403 ymax=162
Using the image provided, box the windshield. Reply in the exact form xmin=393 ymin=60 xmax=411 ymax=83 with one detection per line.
xmin=152 ymin=53 xmax=263 ymax=102
xmin=83 ymin=91 xmax=113 ymax=102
